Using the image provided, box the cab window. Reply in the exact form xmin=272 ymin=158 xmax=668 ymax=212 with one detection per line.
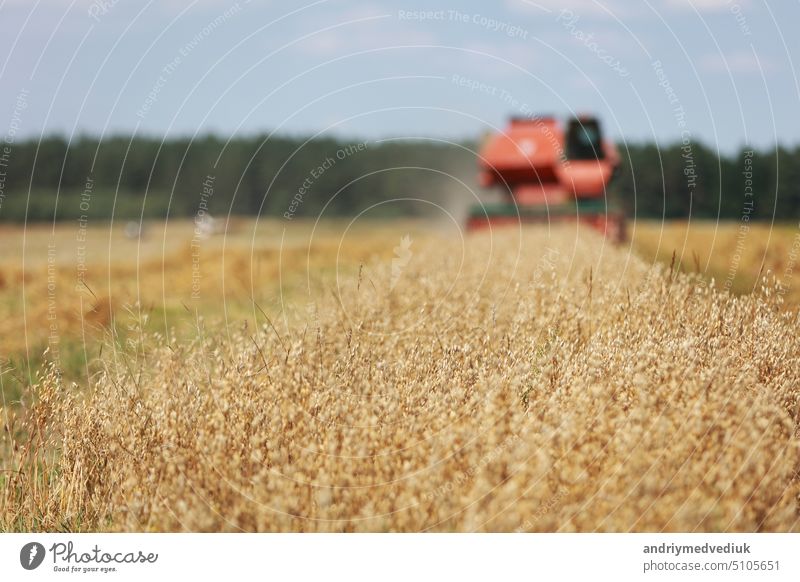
xmin=566 ymin=119 xmax=605 ymax=160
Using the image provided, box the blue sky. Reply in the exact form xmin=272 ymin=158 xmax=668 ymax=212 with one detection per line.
xmin=1 ymin=0 xmax=798 ymax=153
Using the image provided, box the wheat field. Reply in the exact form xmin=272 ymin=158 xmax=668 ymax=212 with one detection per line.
xmin=2 ymin=221 xmax=799 ymax=532
xmin=631 ymin=220 xmax=800 ymax=306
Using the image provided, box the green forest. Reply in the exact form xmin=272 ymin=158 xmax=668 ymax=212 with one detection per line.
xmin=0 ymin=133 xmax=797 ymax=222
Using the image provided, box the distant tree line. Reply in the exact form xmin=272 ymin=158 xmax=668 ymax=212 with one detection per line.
xmin=614 ymin=142 xmax=800 ymax=220
xmin=0 ymin=134 xmax=797 ymax=222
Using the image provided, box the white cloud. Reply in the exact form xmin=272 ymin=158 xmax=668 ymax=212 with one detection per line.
xmin=295 ymin=22 xmax=436 ymax=58
xmin=507 ymin=0 xmax=753 ymax=17
xmin=663 ymin=0 xmax=750 ymax=12
xmin=699 ymin=50 xmax=775 ymax=73
xmin=505 ymin=0 xmax=633 ymax=18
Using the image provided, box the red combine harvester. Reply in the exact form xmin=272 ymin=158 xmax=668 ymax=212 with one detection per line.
xmin=470 ymin=115 xmax=625 ymax=241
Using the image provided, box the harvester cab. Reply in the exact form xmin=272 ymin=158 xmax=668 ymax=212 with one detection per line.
xmin=470 ymin=115 xmax=625 ymax=242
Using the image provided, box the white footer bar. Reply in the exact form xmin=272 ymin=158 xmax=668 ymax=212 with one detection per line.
xmin=2 ymin=533 xmax=798 ymax=581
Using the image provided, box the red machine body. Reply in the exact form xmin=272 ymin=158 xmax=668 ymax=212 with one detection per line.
xmin=470 ymin=115 xmax=625 ymax=240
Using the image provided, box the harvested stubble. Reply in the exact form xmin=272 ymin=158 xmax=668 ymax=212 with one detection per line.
xmin=3 ymin=227 xmax=800 ymax=532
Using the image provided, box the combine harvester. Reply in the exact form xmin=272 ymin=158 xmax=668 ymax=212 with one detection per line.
xmin=470 ymin=115 xmax=625 ymax=241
